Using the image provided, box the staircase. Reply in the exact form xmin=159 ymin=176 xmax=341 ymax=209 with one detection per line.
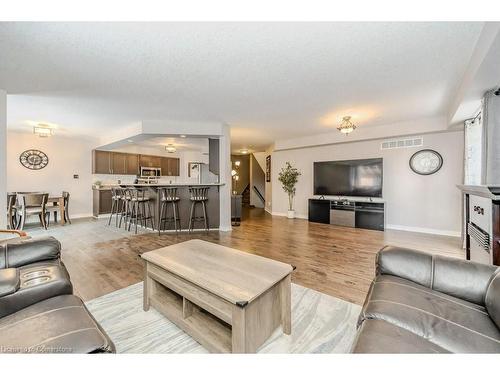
xmin=242 ymin=184 xmax=250 ymax=206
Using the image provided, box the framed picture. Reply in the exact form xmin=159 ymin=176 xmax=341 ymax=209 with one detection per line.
xmin=266 ymin=155 xmax=271 ymax=182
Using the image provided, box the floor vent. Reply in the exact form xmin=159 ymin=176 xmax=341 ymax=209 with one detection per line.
xmin=381 ymin=137 xmax=423 ymax=150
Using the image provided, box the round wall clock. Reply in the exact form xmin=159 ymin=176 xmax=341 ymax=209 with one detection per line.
xmin=409 ymin=149 xmax=443 ymax=175
xmin=19 ymin=149 xmax=49 ymax=170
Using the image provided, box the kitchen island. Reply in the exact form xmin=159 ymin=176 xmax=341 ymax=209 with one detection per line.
xmin=106 ymin=183 xmax=223 ymax=232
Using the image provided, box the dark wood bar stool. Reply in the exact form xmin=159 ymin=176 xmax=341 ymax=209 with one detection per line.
xmin=158 ymin=187 xmax=181 ymax=235
xmin=108 ymin=187 xmax=123 ymax=226
xmin=128 ymin=187 xmax=155 ymax=234
xmin=188 ymin=186 xmax=209 ymax=232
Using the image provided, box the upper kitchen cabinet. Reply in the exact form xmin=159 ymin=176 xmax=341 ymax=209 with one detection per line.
xmin=111 ymin=152 xmax=127 ymax=175
xmin=168 ymin=157 xmax=180 ymax=176
xmin=160 ymin=157 xmax=180 ymax=176
xmin=126 ymin=153 xmax=139 ymax=175
xmin=209 ymin=138 xmax=220 ymax=175
xmin=140 ymin=154 xmax=161 ymax=168
xmin=92 ymin=150 xmax=112 ymax=174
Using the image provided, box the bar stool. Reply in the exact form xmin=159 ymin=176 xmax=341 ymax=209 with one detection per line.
xmin=128 ymin=187 xmax=155 ymax=234
xmin=188 ymin=186 xmax=209 ymax=232
xmin=108 ymin=187 xmax=123 ymax=226
xmin=118 ymin=187 xmax=132 ymax=229
xmin=158 ymin=187 xmax=181 ymax=235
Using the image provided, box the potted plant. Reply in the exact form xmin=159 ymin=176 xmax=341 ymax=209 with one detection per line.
xmin=278 ymin=162 xmax=301 ymax=218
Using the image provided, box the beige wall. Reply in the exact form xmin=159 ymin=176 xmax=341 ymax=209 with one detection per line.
xmin=7 ymin=131 xmax=98 ymax=218
xmin=271 ymin=130 xmax=464 ymax=236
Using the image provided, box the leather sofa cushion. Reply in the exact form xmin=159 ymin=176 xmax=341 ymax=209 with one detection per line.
xmin=352 ymin=319 xmax=449 ymax=353
xmin=0 ymin=294 xmax=115 ymax=353
xmin=376 ymin=246 xmax=433 ymax=288
xmin=0 ymin=262 xmax=72 ymax=319
xmin=0 ymin=237 xmax=61 ymax=269
xmin=359 ymin=275 xmax=500 ymax=353
xmin=0 ymin=269 xmax=20 ymax=298
xmin=433 ymin=256 xmax=498 ymax=305
xmin=486 ymin=271 xmax=500 ymax=329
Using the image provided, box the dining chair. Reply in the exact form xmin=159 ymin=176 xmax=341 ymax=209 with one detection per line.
xmin=62 ymin=191 xmax=71 ymax=224
xmin=7 ymin=193 xmax=17 ymax=229
xmin=15 ymin=193 xmax=49 ymax=230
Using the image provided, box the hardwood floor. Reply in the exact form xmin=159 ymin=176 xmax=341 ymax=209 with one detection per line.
xmin=27 ymin=207 xmax=464 ymax=305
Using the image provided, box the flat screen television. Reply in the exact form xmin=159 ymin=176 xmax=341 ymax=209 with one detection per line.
xmin=313 ymin=158 xmax=383 ymax=197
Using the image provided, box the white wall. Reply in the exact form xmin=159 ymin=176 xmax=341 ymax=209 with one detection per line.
xmin=272 ymin=130 xmax=464 ymax=236
xmin=0 ymin=91 xmax=6 ymax=228
xmin=7 ymin=131 xmax=98 ymax=218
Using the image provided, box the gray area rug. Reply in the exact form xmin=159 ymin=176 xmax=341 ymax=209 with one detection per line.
xmin=86 ymin=282 xmax=361 ymax=353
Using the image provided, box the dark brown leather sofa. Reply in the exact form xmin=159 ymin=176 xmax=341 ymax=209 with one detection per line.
xmin=352 ymin=245 xmax=500 ymax=353
xmin=0 ymin=236 xmax=115 ymax=353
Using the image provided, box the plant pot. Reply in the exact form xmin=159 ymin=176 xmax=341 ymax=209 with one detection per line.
xmin=287 ymin=210 xmax=295 ymax=219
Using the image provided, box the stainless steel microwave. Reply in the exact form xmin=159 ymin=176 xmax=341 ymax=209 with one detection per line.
xmin=140 ymin=167 xmax=161 ymax=177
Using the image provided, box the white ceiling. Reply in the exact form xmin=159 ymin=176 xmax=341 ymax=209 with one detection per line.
xmin=0 ymin=22 xmax=484 ymax=151
xmin=103 ymin=134 xmax=209 ymax=153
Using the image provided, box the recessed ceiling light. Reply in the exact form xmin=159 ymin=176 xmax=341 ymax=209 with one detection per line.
xmin=180 ymin=135 xmax=187 ymax=138
xmin=127 ymin=139 xmax=134 ymax=143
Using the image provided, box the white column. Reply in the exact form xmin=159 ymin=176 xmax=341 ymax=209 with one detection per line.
xmin=0 ymin=90 xmax=6 ymax=229
xmin=218 ymin=124 xmax=232 ymax=231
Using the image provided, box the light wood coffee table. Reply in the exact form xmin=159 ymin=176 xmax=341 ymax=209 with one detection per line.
xmin=141 ymin=239 xmax=293 ymax=353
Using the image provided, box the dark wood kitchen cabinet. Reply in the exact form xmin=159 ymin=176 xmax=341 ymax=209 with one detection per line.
xmin=140 ymin=155 xmax=161 ymax=168
xmin=160 ymin=157 xmax=180 ymax=176
xmin=126 ymin=153 xmax=139 ymax=175
xmin=111 ymin=152 xmax=127 ymax=175
xmin=93 ymin=188 xmax=112 ymax=217
xmin=92 ymin=150 xmax=179 ymax=176
xmin=92 ymin=150 xmax=111 ymax=174
xmin=168 ymin=157 xmax=180 ymax=176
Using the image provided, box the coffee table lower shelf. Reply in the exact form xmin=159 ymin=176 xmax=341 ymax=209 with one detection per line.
xmin=143 ymin=262 xmax=291 ymax=353
xmin=150 ymin=285 xmax=232 ymax=353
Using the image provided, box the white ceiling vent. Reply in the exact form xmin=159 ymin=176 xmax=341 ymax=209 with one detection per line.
xmin=381 ymin=137 xmax=423 ymax=150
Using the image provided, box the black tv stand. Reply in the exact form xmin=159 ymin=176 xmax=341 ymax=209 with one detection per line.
xmin=308 ymin=198 xmax=385 ymax=231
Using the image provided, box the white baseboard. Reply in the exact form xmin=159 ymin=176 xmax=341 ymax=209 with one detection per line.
xmin=386 ymin=224 xmax=461 ymax=237
xmin=269 ymin=212 xmax=461 ymax=237
xmin=69 ymin=213 xmax=94 ymax=219
xmin=271 ymin=211 xmax=308 ymax=219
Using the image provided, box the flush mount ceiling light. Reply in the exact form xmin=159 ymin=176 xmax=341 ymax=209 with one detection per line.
xmin=337 ymin=116 xmax=356 ymax=135
xmin=165 ymin=144 xmax=176 ymax=153
xmin=33 ymin=125 xmax=53 ymax=137
xmin=240 ymin=149 xmax=248 ymax=154
xmin=180 ymin=135 xmax=187 ymax=138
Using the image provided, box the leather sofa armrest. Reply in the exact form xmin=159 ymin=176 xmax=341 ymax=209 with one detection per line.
xmin=433 ymin=256 xmax=497 ymax=305
xmin=376 ymin=246 xmax=433 ymax=288
xmin=0 ymin=237 xmax=61 ymax=269
xmin=0 ymin=268 xmax=20 ymax=297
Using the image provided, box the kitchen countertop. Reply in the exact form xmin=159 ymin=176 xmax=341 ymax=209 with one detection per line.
xmin=101 ymin=183 xmax=225 ymax=187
